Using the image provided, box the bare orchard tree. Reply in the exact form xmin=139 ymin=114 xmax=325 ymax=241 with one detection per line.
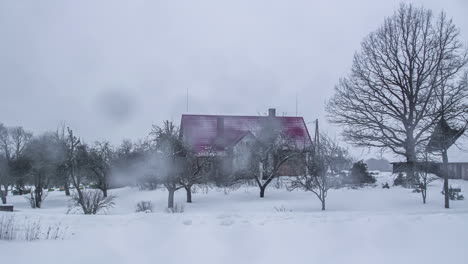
xmin=249 ymin=118 xmax=298 ymax=198
xmin=149 ymin=121 xmax=186 ymax=208
xmin=8 ymin=127 xmax=32 ymax=194
xmin=88 ymin=141 xmax=114 ymax=197
xmin=288 ymin=121 xmax=344 ymax=210
xmin=24 ymin=133 xmax=65 ymax=208
xmin=0 ymin=153 xmax=8 ymax=204
xmin=179 ymin=147 xmax=216 ymax=203
xmin=0 ymin=123 xmax=11 ymax=202
xmin=326 ymin=4 xmax=468 ymax=184
xmin=416 ymin=165 xmax=438 ymax=204
xmin=55 ymin=124 xmax=71 ymax=196
xmin=64 ymin=128 xmax=87 ymax=205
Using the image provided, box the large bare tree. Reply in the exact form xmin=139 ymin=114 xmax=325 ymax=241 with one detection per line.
xmin=327 ymin=4 xmax=468 ymax=182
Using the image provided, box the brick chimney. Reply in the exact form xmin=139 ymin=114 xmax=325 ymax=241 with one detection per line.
xmin=217 ymin=116 xmax=224 ymax=138
xmin=268 ymin=108 xmax=276 ymax=117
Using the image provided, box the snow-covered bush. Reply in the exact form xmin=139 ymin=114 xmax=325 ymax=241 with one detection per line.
xmin=67 ymin=189 xmax=116 ymax=215
xmin=135 ymin=201 xmax=153 ymax=213
xmin=165 ymin=203 xmax=184 ymax=213
xmin=382 ymin=182 xmax=390 ymax=189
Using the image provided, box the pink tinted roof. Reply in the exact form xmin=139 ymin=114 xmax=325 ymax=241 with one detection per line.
xmin=180 ymin=114 xmax=312 ymax=152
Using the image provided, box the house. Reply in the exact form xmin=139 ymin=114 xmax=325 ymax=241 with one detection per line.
xmin=391 ymin=162 xmax=468 ymax=180
xmin=179 ymin=108 xmax=313 ymax=179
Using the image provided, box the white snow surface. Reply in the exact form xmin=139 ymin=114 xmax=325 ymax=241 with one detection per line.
xmin=1 ymin=172 xmax=467 ymax=264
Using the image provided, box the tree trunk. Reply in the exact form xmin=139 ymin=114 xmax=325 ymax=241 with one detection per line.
xmin=168 ymin=189 xmax=175 ymax=208
xmin=35 ymin=187 xmax=42 ymax=208
xmin=260 ymin=186 xmax=265 ymax=198
xmin=185 ymin=185 xmax=192 ymax=203
xmin=422 ymin=189 xmax=426 ymax=204
xmin=321 ymin=198 xmax=326 ymax=211
xmin=1 ymin=184 xmax=7 ymax=204
xmin=102 ymin=188 xmax=108 ymax=198
xmin=442 ymin=149 xmax=450 ymax=209
xmin=64 ymin=182 xmax=70 ymax=196
xmin=405 ymin=140 xmax=417 ymax=187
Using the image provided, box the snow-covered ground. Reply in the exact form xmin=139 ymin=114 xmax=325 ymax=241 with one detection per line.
xmin=1 ymin=172 xmax=467 ymax=264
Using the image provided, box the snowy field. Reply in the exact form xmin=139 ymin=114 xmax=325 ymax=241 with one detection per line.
xmin=1 ymin=172 xmax=467 ymax=264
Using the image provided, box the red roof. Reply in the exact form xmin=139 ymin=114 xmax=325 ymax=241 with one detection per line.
xmin=180 ymin=114 xmax=312 ymax=153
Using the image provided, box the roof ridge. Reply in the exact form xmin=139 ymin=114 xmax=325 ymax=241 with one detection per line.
xmin=181 ymin=114 xmax=305 ymax=119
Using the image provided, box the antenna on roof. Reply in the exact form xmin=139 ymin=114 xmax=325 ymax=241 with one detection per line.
xmin=186 ymin=87 xmax=189 ymax=112
xmin=295 ymin=92 xmax=298 ymax=117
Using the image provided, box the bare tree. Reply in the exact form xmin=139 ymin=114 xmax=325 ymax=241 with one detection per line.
xmin=88 ymin=141 xmax=113 ymax=197
xmin=179 ymin=147 xmax=215 ymax=203
xmin=416 ymin=168 xmax=438 ymax=205
xmin=8 ymin=127 xmax=32 ymax=194
xmin=149 ymin=121 xmax=186 ymax=208
xmin=24 ymin=133 xmax=64 ymax=208
xmin=288 ymin=121 xmax=344 ymax=210
xmin=248 ymin=118 xmax=298 ymax=198
xmin=64 ymin=128 xmax=88 ymax=209
xmin=0 ymin=124 xmax=11 ymax=203
xmin=0 ymin=153 xmax=8 ymax=204
xmin=327 ymin=4 xmax=468 ymax=184
xmin=55 ymin=125 xmax=71 ymax=196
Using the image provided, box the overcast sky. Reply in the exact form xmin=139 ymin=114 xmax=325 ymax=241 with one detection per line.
xmin=0 ymin=0 xmax=467 ymax=161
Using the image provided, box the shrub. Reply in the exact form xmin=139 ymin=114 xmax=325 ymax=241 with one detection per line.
xmin=393 ymin=172 xmax=406 ymax=186
xmin=165 ymin=203 xmax=184 ymax=214
xmin=382 ymin=182 xmax=390 ymax=189
xmin=25 ymin=189 xmax=48 ymax=208
xmin=442 ymin=187 xmax=465 ymax=201
xmin=0 ymin=215 xmax=67 ymax=241
xmin=349 ymin=161 xmax=376 ymax=184
xmin=273 ymin=205 xmax=292 ymax=213
xmin=68 ymin=190 xmax=116 ymax=215
xmin=135 ymin=201 xmax=153 ymax=213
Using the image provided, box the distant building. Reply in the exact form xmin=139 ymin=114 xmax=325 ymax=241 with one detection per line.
xmin=391 ymin=162 xmax=468 ymax=180
xmin=365 ymin=158 xmax=392 ymax=172
xmin=179 ymin=108 xmax=313 ymax=179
